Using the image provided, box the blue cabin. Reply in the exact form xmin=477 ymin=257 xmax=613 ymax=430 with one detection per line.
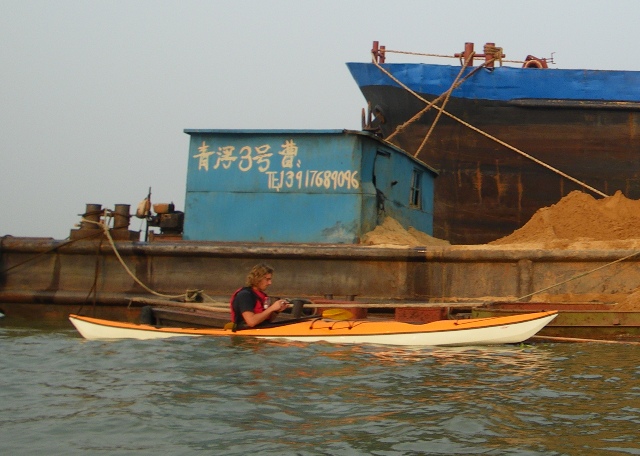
xmin=182 ymin=129 xmax=437 ymax=243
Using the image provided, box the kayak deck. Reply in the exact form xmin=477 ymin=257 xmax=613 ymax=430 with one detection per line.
xmin=68 ymin=311 xmax=558 ymax=346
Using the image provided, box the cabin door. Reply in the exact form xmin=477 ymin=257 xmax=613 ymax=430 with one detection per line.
xmin=373 ymin=150 xmax=393 ymax=218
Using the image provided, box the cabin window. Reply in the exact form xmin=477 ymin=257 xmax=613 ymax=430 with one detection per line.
xmin=409 ymin=169 xmax=422 ymax=209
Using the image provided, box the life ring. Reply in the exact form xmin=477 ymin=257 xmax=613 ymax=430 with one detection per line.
xmin=522 ymin=55 xmax=548 ymax=69
xmin=523 ymin=59 xmax=544 ymax=69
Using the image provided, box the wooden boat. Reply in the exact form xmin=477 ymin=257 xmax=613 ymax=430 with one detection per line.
xmin=132 ymin=298 xmax=315 ymax=328
xmin=472 ymin=303 xmax=640 ymax=341
xmin=68 ymin=310 xmax=557 ymax=346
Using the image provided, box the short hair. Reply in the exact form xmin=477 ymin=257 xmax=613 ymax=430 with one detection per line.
xmin=245 ymin=263 xmax=274 ymax=287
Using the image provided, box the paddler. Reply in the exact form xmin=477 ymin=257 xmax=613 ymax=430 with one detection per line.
xmin=230 ymin=263 xmax=290 ymax=328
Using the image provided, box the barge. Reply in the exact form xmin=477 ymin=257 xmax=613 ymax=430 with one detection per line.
xmin=347 ymin=41 xmax=640 ymax=244
xmin=472 ymin=302 xmax=640 ymax=342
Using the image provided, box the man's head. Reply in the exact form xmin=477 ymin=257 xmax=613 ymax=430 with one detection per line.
xmin=246 ymin=263 xmax=274 ymax=291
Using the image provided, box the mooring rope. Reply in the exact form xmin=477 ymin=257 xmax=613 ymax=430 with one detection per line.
xmin=82 ymin=212 xmax=187 ymax=300
xmin=381 ymin=47 xmax=527 ymax=65
xmin=385 ymin=61 xmax=489 ymax=144
xmin=482 ymin=44 xmax=504 ymax=66
xmin=413 ymin=51 xmax=475 ymax=157
xmin=515 ymin=250 xmax=640 ymax=302
xmin=371 ymin=52 xmax=609 ymax=198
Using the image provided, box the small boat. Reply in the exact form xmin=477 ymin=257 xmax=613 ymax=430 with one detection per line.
xmin=68 ymin=311 xmax=557 ymax=346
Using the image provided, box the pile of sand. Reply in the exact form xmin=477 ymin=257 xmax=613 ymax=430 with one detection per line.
xmin=363 ymin=191 xmax=640 ymax=249
xmin=492 ymin=190 xmax=640 ymax=310
xmin=490 ymin=190 xmax=640 ymax=248
xmin=613 ymin=289 xmax=640 ymax=311
xmin=360 ymin=217 xmax=450 ymax=247
xmin=363 ymin=192 xmax=640 ymax=309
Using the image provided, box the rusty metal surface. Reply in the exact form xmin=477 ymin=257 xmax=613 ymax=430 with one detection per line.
xmin=0 ymin=302 xmax=140 ymax=323
xmin=483 ymin=302 xmax=616 ymax=311
xmin=4 ymin=236 xmax=640 ymax=340
xmin=472 ymin=304 xmax=640 ymax=340
xmin=0 ymin=237 xmax=429 ymax=303
xmin=357 ymin=85 xmax=640 ymax=244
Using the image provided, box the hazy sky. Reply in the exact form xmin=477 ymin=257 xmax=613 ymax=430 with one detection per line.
xmin=2 ymin=0 xmax=639 ymax=239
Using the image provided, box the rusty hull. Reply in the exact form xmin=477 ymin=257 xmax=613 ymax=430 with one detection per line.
xmin=472 ymin=302 xmax=640 ymax=340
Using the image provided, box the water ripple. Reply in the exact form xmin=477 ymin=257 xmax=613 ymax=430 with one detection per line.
xmin=1 ymin=324 xmax=639 ymax=455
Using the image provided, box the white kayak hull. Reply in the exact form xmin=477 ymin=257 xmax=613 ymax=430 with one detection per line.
xmin=69 ymin=311 xmax=558 ymax=346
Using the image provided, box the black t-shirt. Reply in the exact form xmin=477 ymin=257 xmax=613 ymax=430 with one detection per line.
xmin=232 ymin=287 xmax=271 ymax=327
xmin=233 ymin=287 xmax=259 ymax=322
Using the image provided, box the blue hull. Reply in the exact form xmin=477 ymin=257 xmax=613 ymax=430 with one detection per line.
xmin=347 ymin=62 xmax=640 ymax=103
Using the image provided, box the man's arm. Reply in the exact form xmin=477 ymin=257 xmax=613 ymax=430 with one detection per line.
xmin=241 ymin=299 xmax=290 ymax=327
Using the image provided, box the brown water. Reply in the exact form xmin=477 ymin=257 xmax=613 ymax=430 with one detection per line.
xmin=1 ymin=319 xmax=639 ymax=455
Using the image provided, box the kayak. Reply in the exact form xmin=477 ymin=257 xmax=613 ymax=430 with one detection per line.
xmin=68 ymin=311 xmax=558 ymax=346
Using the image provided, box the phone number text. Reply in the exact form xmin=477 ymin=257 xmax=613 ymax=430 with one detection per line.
xmin=266 ymin=170 xmax=360 ymax=191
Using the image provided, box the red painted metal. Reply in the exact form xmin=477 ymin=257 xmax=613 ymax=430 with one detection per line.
xmin=454 ymin=42 xmax=505 ymax=68
xmin=372 ymin=40 xmax=385 ymax=64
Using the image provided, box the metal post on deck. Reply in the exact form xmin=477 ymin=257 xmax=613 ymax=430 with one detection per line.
xmin=81 ymin=204 xmax=102 ymax=230
xmin=372 ymin=41 xmax=385 ymax=64
xmin=113 ymin=204 xmax=131 ymax=230
xmin=455 ymin=42 xmax=475 ymax=65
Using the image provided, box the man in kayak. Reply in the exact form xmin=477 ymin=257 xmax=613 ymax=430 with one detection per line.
xmin=230 ymin=263 xmax=290 ymax=328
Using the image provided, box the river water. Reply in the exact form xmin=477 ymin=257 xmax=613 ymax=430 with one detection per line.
xmin=1 ymin=319 xmax=639 ymax=456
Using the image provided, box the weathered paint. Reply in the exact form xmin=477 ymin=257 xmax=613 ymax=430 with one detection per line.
xmin=182 ymin=129 xmax=437 ymax=243
xmin=472 ymin=303 xmax=640 ymax=340
xmin=347 ymin=51 xmax=640 ymax=244
xmin=4 ymin=237 xmax=640 ymax=304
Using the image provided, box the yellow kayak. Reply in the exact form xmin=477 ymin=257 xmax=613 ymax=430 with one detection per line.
xmin=69 ymin=311 xmax=558 ymax=346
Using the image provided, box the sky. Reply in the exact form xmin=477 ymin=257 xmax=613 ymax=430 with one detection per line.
xmin=2 ymin=0 xmax=639 ymax=239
